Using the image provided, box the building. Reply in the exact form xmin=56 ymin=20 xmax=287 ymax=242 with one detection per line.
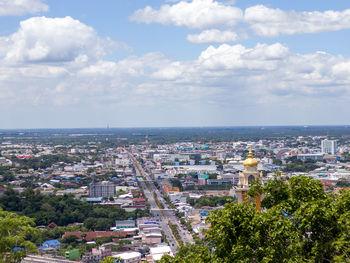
xmin=321 ymin=139 xmax=337 ymax=155
xmin=65 ymin=249 xmax=80 ymax=261
xmin=297 ymin=153 xmax=323 ymax=161
xmin=38 ymin=239 xmax=61 ymax=250
xmin=147 ymin=245 xmax=173 ymax=263
xmin=85 ymin=197 xmax=104 ymax=203
xmin=206 ymin=179 xmax=232 ymax=185
xmin=115 ymin=220 xmax=136 ymax=230
xmin=132 ymin=198 xmax=146 ymax=208
xmin=142 ymin=233 xmax=162 ymax=245
xmin=0 ymin=157 xmax=12 ymax=166
xmin=62 ymin=230 xmax=134 ymax=241
xmin=114 ymin=252 xmax=141 ymax=263
xmin=167 ymin=192 xmax=186 ymax=203
xmin=198 ymin=174 xmax=209 ymax=185
xmin=91 ymin=247 xmax=112 ymax=258
xmin=89 ymin=181 xmax=115 ymax=197
xmin=137 ymin=219 xmax=160 ymax=231
xmin=234 ymin=147 xmax=262 ymax=210
xmin=82 ymin=253 xmax=101 ymax=263
xmin=22 ymin=255 xmax=77 ymax=263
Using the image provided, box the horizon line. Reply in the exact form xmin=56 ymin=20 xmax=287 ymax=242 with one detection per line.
xmin=1 ymin=124 xmax=350 ymax=130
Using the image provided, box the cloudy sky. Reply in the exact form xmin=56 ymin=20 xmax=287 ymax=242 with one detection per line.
xmin=1 ymin=0 xmax=350 ymax=128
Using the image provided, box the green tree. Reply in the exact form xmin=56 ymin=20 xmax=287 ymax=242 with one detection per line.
xmin=159 ymin=176 xmax=350 ymax=263
xmin=170 ymin=178 xmax=183 ymax=191
xmin=159 ymin=244 xmax=212 ymax=263
xmin=0 ymin=208 xmax=37 ymax=263
xmin=272 ymin=158 xmax=282 ymax=166
xmin=205 ymin=202 xmax=302 ymax=263
xmin=100 ymin=256 xmax=121 ymax=263
xmin=61 ymin=235 xmax=78 ymax=245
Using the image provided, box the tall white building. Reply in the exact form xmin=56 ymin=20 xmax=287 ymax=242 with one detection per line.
xmin=321 ymin=139 xmax=337 ymax=155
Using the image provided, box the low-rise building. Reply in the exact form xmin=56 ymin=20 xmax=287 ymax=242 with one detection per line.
xmin=82 ymin=253 xmax=101 ymax=263
xmin=142 ymin=233 xmax=162 ymax=245
xmin=114 ymin=251 xmax=141 ymax=263
xmin=132 ymin=198 xmax=146 ymax=208
xmin=147 ymin=245 xmax=173 ymax=263
xmin=39 ymin=239 xmax=61 ymax=250
xmin=91 ymin=247 xmax=112 ymax=258
xmin=115 ymin=220 xmax=136 ymax=231
xmin=22 ymin=255 xmax=77 ymax=263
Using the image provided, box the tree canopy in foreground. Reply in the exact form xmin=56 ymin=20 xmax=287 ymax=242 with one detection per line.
xmin=160 ymin=176 xmax=350 ymax=263
xmin=0 ymin=208 xmax=37 ymax=263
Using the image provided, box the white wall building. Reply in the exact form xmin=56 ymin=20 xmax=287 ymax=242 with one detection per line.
xmin=321 ymin=139 xmax=337 ymax=155
xmin=114 ymin=252 xmax=141 ymax=263
xmin=148 ymin=246 xmax=173 ymax=263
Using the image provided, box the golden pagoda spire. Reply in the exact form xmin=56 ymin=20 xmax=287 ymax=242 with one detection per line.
xmin=248 ymin=146 xmax=253 ymax=158
xmin=243 ymin=146 xmax=258 ymax=167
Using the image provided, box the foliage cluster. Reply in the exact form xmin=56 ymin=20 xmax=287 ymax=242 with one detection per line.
xmin=282 ymin=163 xmax=319 ymax=173
xmin=168 ymin=220 xmax=183 ymax=245
xmin=170 ymin=178 xmax=183 ymax=191
xmin=187 ymin=195 xmax=235 ymax=208
xmin=0 ymin=166 xmax=14 ymax=182
xmin=0 ymin=208 xmax=37 ymax=263
xmin=160 ymin=176 xmax=350 ymax=263
xmin=180 ymin=218 xmax=193 ymax=232
xmin=9 ymin=154 xmax=81 ymax=170
xmin=153 ymin=192 xmax=164 ymax=209
xmin=282 ymin=156 xmax=319 ymax=173
xmin=0 ymin=188 xmax=148 ymax=230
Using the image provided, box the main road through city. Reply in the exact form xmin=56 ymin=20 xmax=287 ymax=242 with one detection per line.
xmin=129 ymin=153 xmax=193 ymax=253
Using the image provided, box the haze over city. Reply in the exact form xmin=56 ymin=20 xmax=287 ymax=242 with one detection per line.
xmin=1 ymin=0 xmax=350 ymax=128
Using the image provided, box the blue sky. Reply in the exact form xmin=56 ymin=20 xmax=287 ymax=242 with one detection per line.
xmin=0 ymin=0 xmax=350 ymax=128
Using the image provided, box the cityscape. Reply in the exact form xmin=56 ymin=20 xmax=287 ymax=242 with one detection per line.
xmin=0 ymin=127 xmax=349 ymax=262
xmin=1 ymin=0 xmax=350 ymax=262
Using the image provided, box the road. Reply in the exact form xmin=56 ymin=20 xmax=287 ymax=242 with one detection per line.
xmin=130 ymin=154 xmax=180 ymax=252
xmin=129 ymin=153 xmax=194 ymax=253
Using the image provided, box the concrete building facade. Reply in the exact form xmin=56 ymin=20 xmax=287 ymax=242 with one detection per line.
xmin=321 ymin=139 xmax=337 ymax=155
xmin=89 ymin=181 xmax=115 ymax=197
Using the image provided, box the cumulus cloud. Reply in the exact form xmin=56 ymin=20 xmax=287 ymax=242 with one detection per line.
xmin=245 ymin=5 xmax=350 ymax=37
xmin=0 ymin=0 xmax=48 ymax=16
xmin=129 ymin=0 xmax=242 ymax=29
xmin=1 ymin=38 xmax=350 ymax=126
xmin=130 ymin=1 xmax=350 ymax=42
xmin=197 ymin=43 xmax=290 ymax=70
xmin=187 ymin=29 xmax=239 ymax=44
xmin=0 ymin=16 xmax=125 ymax=63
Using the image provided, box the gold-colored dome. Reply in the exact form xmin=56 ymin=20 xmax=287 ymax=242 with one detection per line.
xmin=243 ymin=147 xmax=258 ymax=167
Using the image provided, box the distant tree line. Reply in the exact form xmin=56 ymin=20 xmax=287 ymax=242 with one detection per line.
xmin=9 ymin=154 xmax=81 ymax=170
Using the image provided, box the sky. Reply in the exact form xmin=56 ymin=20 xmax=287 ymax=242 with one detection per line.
xmin=1 ymin=0 xmax=350 ymax=128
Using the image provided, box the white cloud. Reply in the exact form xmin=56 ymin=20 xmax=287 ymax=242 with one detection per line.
xmin=152 ymin=61 xmax=185 ymax=80
xmin=197 ymin=43 xmax=289 ymax=71
xmin=0 ymin=16 xmax=122 ymax=63
xmin=0 ymin=0 xmax=48 ymax=16
xmin=332 ymin=61 xmax=350 ymax=78
xmin=245 ymin=5 xmax=350 ymax=37
xmin=1 ymin=37 xmax=350 ymax=126
xmin=1 ymin=42 xmax=349 ymax=106
xmin=129 ymin=0 xmax=242 ymax=29
xmin=130 ymin=1 xmax=350 ymax=42
xmin=187 ymin=29 xmax=239 ymax=44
